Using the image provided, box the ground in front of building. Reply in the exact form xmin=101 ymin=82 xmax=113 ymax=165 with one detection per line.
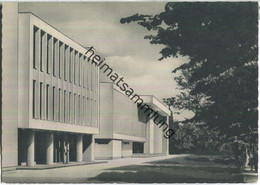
xmin=2 ymin=154 xmax=258 ymax=183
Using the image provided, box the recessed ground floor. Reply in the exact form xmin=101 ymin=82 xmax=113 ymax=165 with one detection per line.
xmin=17 ymin=129 xmax=94 ymax=166
xmin=94 ymin=139 xmax=167 ymax=160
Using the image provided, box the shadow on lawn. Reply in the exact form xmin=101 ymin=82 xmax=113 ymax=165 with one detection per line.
xmin=87 ymin=165 xmax=245 ymax=183
xmin=146 ymin=155 xmax=239 ymax=167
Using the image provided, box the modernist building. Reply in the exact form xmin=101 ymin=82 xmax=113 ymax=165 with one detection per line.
xmin=2 ymin=4 xmax=99 ymax=168
xmin=2 ymin=4 xmax=170 ymax=169
xmin=95 ymin=79 xmax=170 ymax=159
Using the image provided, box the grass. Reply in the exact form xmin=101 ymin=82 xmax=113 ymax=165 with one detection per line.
xmin=88 ymin=165 xmax=245 ymax=183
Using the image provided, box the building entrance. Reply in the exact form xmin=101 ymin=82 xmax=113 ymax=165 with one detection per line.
xmin=18 ymin=130 xmax=85 ymax=166
xmin=133 ymin=142 xmax=144 ymax=153
xmin=54 ymin=134 xmax=64 ymax=163
xmin=53 ymin=133 xmax=77 ymax=163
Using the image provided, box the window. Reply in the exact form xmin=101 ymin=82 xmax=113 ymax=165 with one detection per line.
xmin=95 ymin=139 xmax=110 ymax=144
xmin=46 ymin=84 xmax=49 ymax=120
xmin=74 ymin=51 xmax=77 ymax=84
xmin=64 ymin=90 xmax=66 ymax=122
xmin=83 ymin=57 xmax=86 ymax=88
xmin=40 ymin=82 xmax=43 ymax=119
xmin=40 ymin=30 xmax=46 ymax=72
xmin=87 ymin=58 xmax=91 ymax=89
xmin=83 ymin=96 xmax=85 ymax=125
xmin=69 ymin=49 xmax=73 ymax=83
xmin=79 ymin=54 xmax=82 ymax=86
xmin=64 ymin=45 xmax=68 ymax=81
xmin=33 ymin=80 xmax=37 ymax=118
xmin=94 ymin=100 xmax=97 ymax=127
xmin=95 ymin=65 xmax=98 ymax=92
xmin=69 ymin=92 xmax=72 ymax=123
xmin=59 ymin=42 xmax=64 ymax=79
xmin=53 ymin=87 xmax=56 ymax=121
xmin=91 ymin=63 xmax=93 ymax=90
xmin=58 ymin=89 xmax=61 ymax=122
xmin=74 ymin=93 xmax=76 ymax=123
xmin=47 ymin=35 xmax=52 ymax=74
xmin=53 ymin=38 xmax=58 ymax=77
xmin=90 ymin=99 xmax=93 ymax=126
xmin=33 ymin=26 xmax=40 ymax=69
xmin=87 ymin=98 xmax=91 ymax=126
xmin=78 ymin=95 xmax=81 ymax=124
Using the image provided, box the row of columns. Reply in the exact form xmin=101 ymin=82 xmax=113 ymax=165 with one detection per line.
xmin=26 ymin=130 xmax=83 ymax=166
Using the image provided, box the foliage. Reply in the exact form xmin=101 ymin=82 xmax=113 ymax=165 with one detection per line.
xmin=121 ymin=2 xmax=258 ymax=157
xmin=170 ymin=123 xmax=229 ymax=155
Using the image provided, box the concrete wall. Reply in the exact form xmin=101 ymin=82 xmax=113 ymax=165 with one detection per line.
xmin=96 ymin=83 xmax=114 ymax=139
xmin=113 ymin=88 xmax=146 ymax=138
xmin=94 ymin=139 xmax=122 ymax=159
xmin=144 ymin=119 xmax=154 ymax=154
xmin=94 ymin=140 xmax=113 ymax=160
xmin=112 ymin=140 xmax=122 ymax=159
xmin=2 ymin=2 xmax=19 ymax=168
xmin=132 ymin=103 xmax=146 ymax=138
xmin=113 ymin=89 xmax=133 ymax=136
xmin=122 ymin=142 xmax=133 ymax=158
xmin=18 ymin=13 xmax=30 ymax=128
xmin=153 ymin=121 xmax=163 ymax=154
xmin=97 ymin=82 xmax=146 ymax=141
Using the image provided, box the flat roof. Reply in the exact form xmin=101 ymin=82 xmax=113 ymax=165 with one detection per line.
xmin=140 ymin=95 xmax=171 ymax=116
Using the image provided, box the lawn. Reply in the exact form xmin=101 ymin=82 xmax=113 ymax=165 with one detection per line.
xmin=87 ymin=155 xmax=255 ymax=183
xmin=88 ymin=165 xmax=246 ymax=183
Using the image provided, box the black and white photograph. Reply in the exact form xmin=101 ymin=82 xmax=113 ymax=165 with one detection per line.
xmin=0 ymin=1 xmax=258 ymax=183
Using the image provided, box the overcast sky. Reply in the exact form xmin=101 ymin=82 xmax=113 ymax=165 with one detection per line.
xmin=19 ymin=2 xmax=192 ymax=120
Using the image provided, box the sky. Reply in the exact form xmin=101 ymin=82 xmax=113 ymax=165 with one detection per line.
xmin=19 ymin=2 xmax=192 ymax=120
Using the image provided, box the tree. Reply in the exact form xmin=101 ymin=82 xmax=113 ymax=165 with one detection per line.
xmin=121 ymin=2 xmax=258 ymax=157
xmin=172 ymin=123 xmax=227 ymax=155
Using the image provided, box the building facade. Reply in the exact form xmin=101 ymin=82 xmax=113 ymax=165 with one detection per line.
xmin=95 ymin=81 xmax=170 ymax=159
xmin=2 ymin=3 xmax=170 ymax=169
xmin=2 ymin=4 xmax=100 ymax=168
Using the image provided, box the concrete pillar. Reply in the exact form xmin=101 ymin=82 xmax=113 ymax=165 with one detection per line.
xmin=154 ymin=124 xmax=163 ymax=154
xmin=162 ymin=116 xmax=170 ymax=155
xmin=143 ymin=119 xmax=150 ymax=154
xmin=144 ymin=119 xmax=154 ymax=154
xmin=26 ymin=130 xmax=35 ymax=166
xmin=46 ymin=132 xmax=54 ymax=165
xmin=83 ymin=135 xmax=95 ymax=162
xmin=76 ymin=134 xmax=83 ymax=162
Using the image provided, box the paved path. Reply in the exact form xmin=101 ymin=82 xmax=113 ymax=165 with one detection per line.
xmin=2 ymin=155 xmax=176 ymax=183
